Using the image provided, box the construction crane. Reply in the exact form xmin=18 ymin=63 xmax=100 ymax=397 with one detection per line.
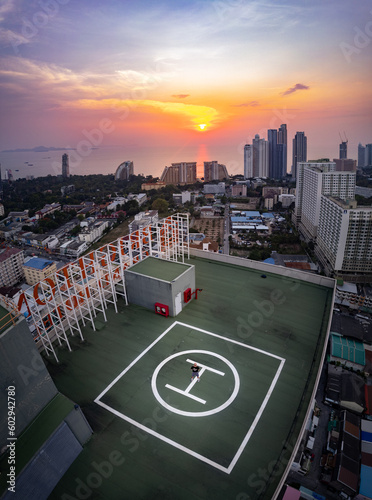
xmin=339 ymin=131 xmax=348 ymax=142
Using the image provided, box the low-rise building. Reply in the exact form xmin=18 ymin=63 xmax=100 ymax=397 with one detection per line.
xmin=129 ymin=210 xmax=158 ymax=232
xmin=329 ymin=333 xmax=365 ymax=370
xmin=200 ymin=206 xmax=215 ymax=218
xmin=173 ymin=192 xmax=191 ymax=204
xmin=231 ymin=184 xmax=247 ymax=197
xmin=59 ymin=240 xmax=88 ymax=258
xmin=79 ymin=220 xmax=110 ymax=244
xmin=203 ymin=182 xmax=225 ymax=195
xmin=335 ymin=282 xmax=372 ymax=312
xmin=107 ymin=197 xmax=126 ymax=211
xmin=128 ymin=193 xmax=147 ymax=206
xmin=23 ymin=257 xmax=57 ymax=286
xmin=35 ymin=203 xmax=61 ymax=219
xmin=7 ymin=210 xmax=29 ymax=221
xmin=189 ymin=237 xmax=218 ymax=253
xmin=279 ymin=193 xmax=296 ymax=208
xmin=141 ymin=182 xmax=166 ymax=191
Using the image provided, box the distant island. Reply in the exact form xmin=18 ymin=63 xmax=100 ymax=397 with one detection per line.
xmin=1 ymin=146 xmax=78 ymax=153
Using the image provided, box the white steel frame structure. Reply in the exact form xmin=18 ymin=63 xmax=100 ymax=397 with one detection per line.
xmin=17 ymin=214 xmax=190 ymax=362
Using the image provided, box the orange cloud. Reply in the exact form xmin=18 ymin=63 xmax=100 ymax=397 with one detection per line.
xmin=64 ymin=98 xmax=225 ymax=132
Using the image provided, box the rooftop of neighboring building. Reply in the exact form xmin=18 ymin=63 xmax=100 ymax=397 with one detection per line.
xmin=330 ymin=333 xmax=365 ymax=366
xmin=23 ymin=257 xmax=55 ymax=270
xmin=0 ymin=247 xmax=23 ymax=262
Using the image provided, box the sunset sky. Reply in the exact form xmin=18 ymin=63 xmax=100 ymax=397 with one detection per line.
xmin=0 ymin=0 xmax=371 ymax=168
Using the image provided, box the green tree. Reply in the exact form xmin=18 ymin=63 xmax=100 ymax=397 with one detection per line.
xmin=152 ymin=198 xmax=169 ymax=213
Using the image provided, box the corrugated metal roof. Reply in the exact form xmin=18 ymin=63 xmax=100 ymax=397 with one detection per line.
xmin=359 ymin=464 xmax=372 ymax=497
xmin=331 ymin=334 xmax=365 ymax=365
xmin=23 ymin=257 xmax=53 ymax=270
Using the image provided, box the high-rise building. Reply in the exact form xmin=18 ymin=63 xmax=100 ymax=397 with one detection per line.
xmin=294 ymin=161 xmax=355 ymax=241
xmin=114 ymin=160 xmax=134 ymax=180
xmin=316 ymin=197 xmax=372 ymax=282
xmin=243 ymin=135 xmax=269 ymax=179
xmin=160 ymin=162 xmax=197 ymax=185
xmin=243 ymin=144 xmax=253 ymax=179
xmin=339 ymin=140 xmax=347 ymax=159
xmin=358 ymin=143 xmax=365 ymax=168
xmin=203 ymin=161 xmax=228 ymax=182
xmin=365 ymin=144 xmax=372 ymax=167
xmin=4 ymin=169 xmax=13 ymax=181
xmin=268 ymin=129 xmax=277 ymax=179
xmin=0 ymin=163 xmax=3 ymax=200
xmin=278 ymin=124 xmax=287 ymax=174
xmin=62 ymin=153 xmax=70 ymax=178
xmin=268 ymin=126 xmax=287 ymax=179
xmin=292 ymin=132 xmax=307 ymax=179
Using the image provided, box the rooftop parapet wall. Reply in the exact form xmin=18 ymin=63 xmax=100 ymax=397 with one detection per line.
xmin=189 ymin=248 xmax=336 ymax=289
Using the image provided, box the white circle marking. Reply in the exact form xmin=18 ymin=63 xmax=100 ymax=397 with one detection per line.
xmin=151 ymin=350 xmax=240 ymax=417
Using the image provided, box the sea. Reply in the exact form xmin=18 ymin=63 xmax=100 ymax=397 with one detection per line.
xmin=0 ymin=143 xmax=244 ymax=181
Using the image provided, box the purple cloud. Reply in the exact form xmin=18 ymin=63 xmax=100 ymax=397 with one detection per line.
xmin=281 ymin=83 xmax=309 ymax=96
xmin=171 ymin=94 xmax=189 ymax=99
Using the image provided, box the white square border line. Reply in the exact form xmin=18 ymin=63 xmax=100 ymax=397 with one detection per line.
xmin=94 ymin=321 xmax=286 ymax=474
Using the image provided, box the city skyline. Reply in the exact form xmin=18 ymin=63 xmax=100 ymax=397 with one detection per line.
xmin=0 ymin=0 xmax=371 ymax=171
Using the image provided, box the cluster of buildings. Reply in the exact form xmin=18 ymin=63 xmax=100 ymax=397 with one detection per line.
xmin=158 ymin=160 xmax=228 ymax=186
xmin=293 ymin=159 xmax=372 ymax=283
xmin=244 ymin=128 xmax=363 ymax=182
xmin=244 ymin=125 xmax=306 ymax=180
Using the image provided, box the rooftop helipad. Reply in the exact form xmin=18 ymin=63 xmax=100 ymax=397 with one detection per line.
xmin=44 ymin=254 xmax=334 ymax=500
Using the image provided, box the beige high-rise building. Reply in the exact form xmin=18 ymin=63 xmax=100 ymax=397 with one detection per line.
xmin=244 ymin=135 xmax=269 ymax=179
xmin=203 ymin=161 xmax=228 ymax=182
xmin=160 ymin=162 xmax=197 ymax=185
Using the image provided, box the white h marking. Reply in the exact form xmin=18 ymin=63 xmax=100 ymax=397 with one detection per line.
xmin=165 ymin=358 xmax=225 ymax=405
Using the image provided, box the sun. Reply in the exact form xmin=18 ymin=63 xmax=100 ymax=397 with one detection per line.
xmin=198 ymin=124 xmax=207 ymax=131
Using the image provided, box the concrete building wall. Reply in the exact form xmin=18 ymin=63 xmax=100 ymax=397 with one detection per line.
xmin=124 ymin=264 xmax=195 ymax=316
xmin=0 ymin=318 xmax=58 ymax=447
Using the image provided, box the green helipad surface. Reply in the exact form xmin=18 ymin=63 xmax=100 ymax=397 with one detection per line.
xmin=0 ymin=305 xmax=8 ymax=321
xmin=44 ymin=255 xmax=333 ymax=500
xmin=128 ymin=256 xmax=191 ymax=281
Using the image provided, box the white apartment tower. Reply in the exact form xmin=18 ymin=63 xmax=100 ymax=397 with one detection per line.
xmin=294 ymin=161 xmax=355 ymax=241
xmin=244 ymin=135 xmax=269 ymax=179
xmin=316 ymin=197 xmax=372 ymax=282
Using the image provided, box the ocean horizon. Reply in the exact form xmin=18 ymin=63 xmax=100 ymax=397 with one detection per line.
xmin=0 ymin=143 xmax=245 ymax=181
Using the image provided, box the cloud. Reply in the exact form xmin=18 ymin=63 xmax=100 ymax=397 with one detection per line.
xmin=281 ymin=83 xmax=309 ymax=96
xmin=62 ymin=98 xmax=223 ymax=130
xmin=171 ymin=94 xmax=190 ymax=99
xmin=232 ymin=101 xmax=259 ymax=107
xmin=0 ymin=0 xmax=15 ymax=22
